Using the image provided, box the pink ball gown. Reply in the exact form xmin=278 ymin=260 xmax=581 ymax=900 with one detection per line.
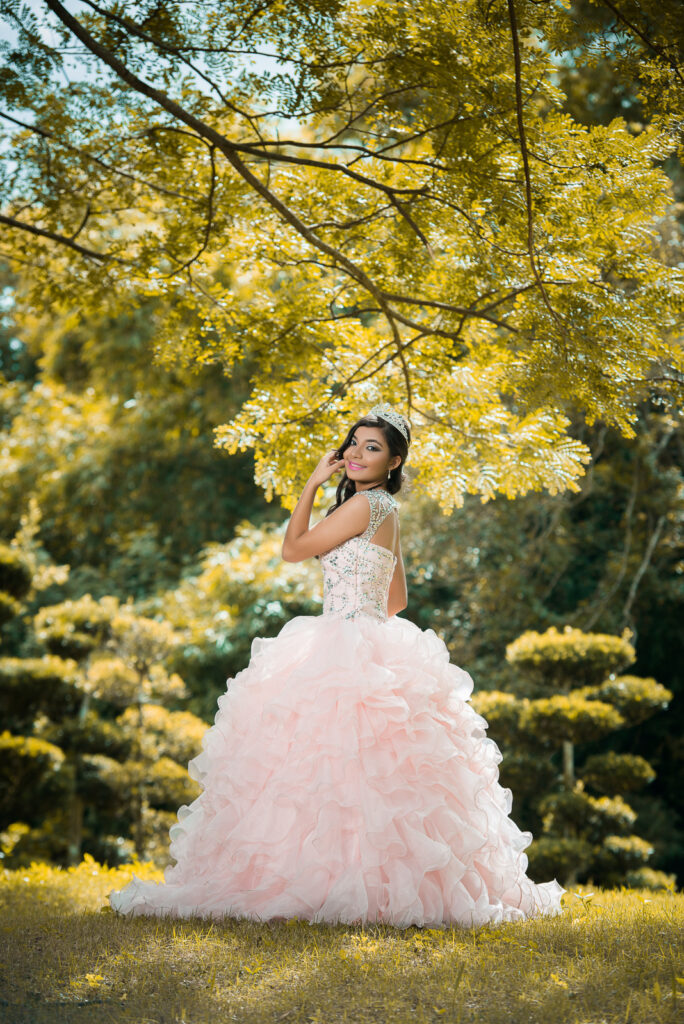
xmin=109 ymin=488 xmax=564 ymax=927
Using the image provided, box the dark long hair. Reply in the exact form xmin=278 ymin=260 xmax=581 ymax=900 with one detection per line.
xmin=324 ymin=413 xmax=411 ymax=517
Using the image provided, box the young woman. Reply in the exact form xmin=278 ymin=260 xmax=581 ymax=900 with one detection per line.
xmin=109 ymin=403 xmax=564 ymax=927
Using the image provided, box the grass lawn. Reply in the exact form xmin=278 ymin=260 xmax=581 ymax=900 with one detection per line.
xmin=0 ymin=857 xmax=681 ymax=1023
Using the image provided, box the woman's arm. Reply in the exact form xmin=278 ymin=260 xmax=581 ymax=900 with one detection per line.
xmin=281 ymin=451 xmax=371 ymax=562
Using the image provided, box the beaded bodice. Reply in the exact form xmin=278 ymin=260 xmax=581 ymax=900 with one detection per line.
xmin=319 ymin=489 xmax=399 ymax=623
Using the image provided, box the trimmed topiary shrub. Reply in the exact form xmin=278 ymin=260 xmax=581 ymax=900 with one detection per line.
xmin=582 ymin=752 xmax=656 ymax=794
xmin=0 ymin=543 xmax=32 ymax=601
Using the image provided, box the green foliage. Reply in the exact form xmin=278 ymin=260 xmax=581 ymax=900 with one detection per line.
xmin=522 ymin=695 xmax=624 ymax=746
xmin=0 ymin=305 xmax=265 ymax=597
xmin=85 ymin=657 xmax=140 ymax=706
xmin=77 ymin=752 xmax=200 ymax=810
xmin=108 ymin=613 xmax=185 ymax=683
xmin=582 ymin=752 xmax=656 ymax=795
xmin=115 ymin=705 xmax=207 ymax=766
xmin=594 ymin=835 xmax=654 ymax=875
xmin=0 ymin=655 xmax=81 ymax=732
xmin=506 ymin=626 xmax=635 ymax=690
xmin=77 ymin=754 xmax=128 ymax=807
xmin=496 ymin=751 xmax=559 ymax=801
xmin=0 ymin=731 xmax=66 ymax=820
xmin=0 ymin=499 xmax=69 ymax=622
xmin=499 ymin=624 xmax=672 ymax=885
xmin=151 ymin=520 xmax=322 ymax=719
xmin=34 ymin=595 xmax=119 ymax=660
xmin=0 ymin=278 xmax=268 ymax=659
xmin=590 ymin=675 xmax=673 ymax=726
xmin=144 ymin=757 xmax=201 ymax=808
xmin=40 ymin=711 xmax=129 ymax=761
xmin=539 ymin=790 xmax=637 ymax=844
xmin=0 ymin=590 xmax=21 ymax=628
xmin=0 ymin=580 xmax=203 ymax=867
xmin=470 ymin=691 xmax=525 ymax=746
xmin=0 ymin=543 xmax=32 ymax=601
xmin=527 ymin=837 xmax=593 ymax=883
xmin=2 ymin=2 xmax=684 ymax=513
xmin=625 ymin=867 xmax=677 ymax=891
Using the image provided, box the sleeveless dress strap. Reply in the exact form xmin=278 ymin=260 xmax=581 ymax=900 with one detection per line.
xmin=358 ymin=489 xmax=398 ymax=545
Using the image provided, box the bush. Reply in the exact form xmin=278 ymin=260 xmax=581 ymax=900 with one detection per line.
xmin=468 ymin=691 xmax=525 ymax=745
xmin=522 ymin=694 xmax=623 ymax=745
xmin=538 ymin=790 xmax=637 ymax=842
xmin=0 ymin=811 xmax=71 ymax=867
xmin=86 ymin=657 xmax=140 ymax=705
xmin=594 ymin=835 xmax=654 ymax=876
xmin=506 ymin=626 xmax=634 ymax=688
xmin=584 ymin=796 xmax=638 ymax=843
xmin=0 ymin=656 xmax=81 ymax=731
xmin=139 ymin=808 xmax=180 ymax=866
xmin=115 ymin=704 xmax=207 ymax=765
xmin=0 ymin=731 xmax=67 ymax=820
xmin=538 ymin=789 xmax=596 ymax=833
xmin=46 ymin=711 xmax=130 ymax=760
xmin=0 ymin=591 xmax=21 ymax=627
xmin=582 ymin=751 xmax=656 ymax=794
xmin=497 ymin=751 xmax=559 ymax=799
xmin=0 ymin=543 xmax=32 ymax=601
xmin=625 ymin=867 xmax=677 ymax=891
xmin=34 ymin=595 xmax=118 ymax=660
xmin=590 ymin=676 xmax=672 ymax=726
xmin=146 ymin=757 xmax=201 ymax=807
xmin=78 ymin=754 xmax=128 ymax=806
xmin=526 ymin=836 xmax=593 ymax=882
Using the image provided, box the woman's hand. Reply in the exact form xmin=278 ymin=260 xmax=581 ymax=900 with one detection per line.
xmin=309 ymin=449 xmax=346 ymax=487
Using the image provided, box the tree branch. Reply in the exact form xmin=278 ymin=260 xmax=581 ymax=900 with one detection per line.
xmin=598 ymin=0 xmax=684 ymax=87
xmin=79 ymin=0 xmax=256 ymax=126
xmin=40 ymin=0 xmax=405 ymax=324
xmin=0 ymin=213 xmax=115 ymax=263
xmin=162 ymin=144 xmax=218 ymax=276
xmin=507 ymin=0 xmax=571 ymax=342
xmin=381 ymin=292 xmax=519 ymax=333
xmin=0 ymin=109 xmax=199 ymax=203
xmin=49 ymin=3 xmax=435 ymax=257
xmin=232 ymin=141 xmax=434 ymax=249
xmin=621 ymin=513 xmax=667 ymax=634
xmin=583 ymin=460 xmax=639 ymax=631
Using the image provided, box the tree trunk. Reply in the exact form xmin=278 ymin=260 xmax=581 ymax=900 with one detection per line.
xmin=562 ymin=740 xmax=574 ymax=791
xmin=66 ymin=693 xmax=91 ymax=865
xmin=134 ymin=692 xmax=146 ymax=858
xmin=133 ymin=787 xmax=144 ymax=859
xmin=66 ymin=785 xmax=83 ymax=866
xmin=562 ymin=739 xmax=578 ymax=885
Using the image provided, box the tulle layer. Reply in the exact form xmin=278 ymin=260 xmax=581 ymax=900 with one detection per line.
xmin=109 ymin=613 xmax=564 ymax=928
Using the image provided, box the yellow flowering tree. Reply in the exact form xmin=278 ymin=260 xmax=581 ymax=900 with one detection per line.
xmin=0 ymin=1 xmax=682 ymax=511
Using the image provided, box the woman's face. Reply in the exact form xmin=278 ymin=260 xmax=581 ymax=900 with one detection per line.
xmin=343 ymin=426 xmax=400 ymax=486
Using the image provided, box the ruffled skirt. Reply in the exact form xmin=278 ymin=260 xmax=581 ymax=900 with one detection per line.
xmin=109 ymin=613 xmax=564 ymax=927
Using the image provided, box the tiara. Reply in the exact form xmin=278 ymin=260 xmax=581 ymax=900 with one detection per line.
xmin=368 ymin=403 xmax=411 ymax=442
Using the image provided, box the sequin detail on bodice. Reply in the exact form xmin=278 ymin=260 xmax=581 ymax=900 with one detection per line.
xmin=319 ymin=489 xmax=399 ymax=622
